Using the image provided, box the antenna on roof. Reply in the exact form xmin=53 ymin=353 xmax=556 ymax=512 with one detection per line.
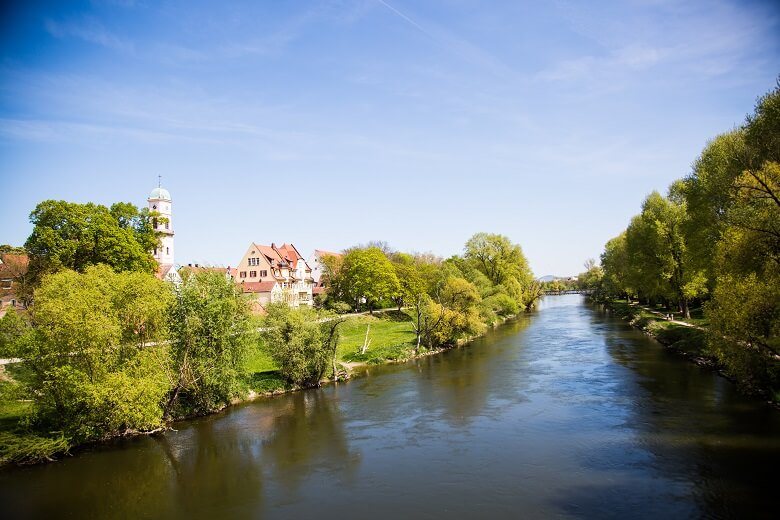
xmin=158 ymin=174 xmax=162 ymax=188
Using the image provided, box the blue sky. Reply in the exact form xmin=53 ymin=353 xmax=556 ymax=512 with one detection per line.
xmin=1 ymin=0 xmax=778 ymax=276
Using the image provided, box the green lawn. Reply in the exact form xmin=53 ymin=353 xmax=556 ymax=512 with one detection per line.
xmin=336 ymin=311 xmax=417 ymax=364
xmin=242 ymin=310 xmax=419 ymax=393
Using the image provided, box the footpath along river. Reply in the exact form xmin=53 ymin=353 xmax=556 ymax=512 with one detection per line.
xmin=2 ymin=294 xmax=779 ymax=519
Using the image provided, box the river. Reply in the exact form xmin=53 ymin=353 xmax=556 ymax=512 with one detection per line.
xmin=2 ymin=294 xmax=778 ymax=519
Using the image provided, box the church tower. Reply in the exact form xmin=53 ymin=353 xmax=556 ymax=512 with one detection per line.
xmin=148 ymin=184 xmax=175 ymax=267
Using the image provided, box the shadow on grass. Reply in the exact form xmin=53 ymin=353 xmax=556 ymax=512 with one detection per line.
xmin=377 ymin=310 xmax=413 ymax=322
xmin=243 ymin=370 xmax=289 ymax=393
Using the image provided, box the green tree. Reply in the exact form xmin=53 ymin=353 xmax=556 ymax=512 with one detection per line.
xmin=600 ymin=232 xmax=635 ymax=300
xmin=625 ymin=191 xmax=705 ymax=317
xmin=23 ymin=200 xmax=160 ymax=298
xmin=9 ymin=265 xmax=172 ymax=443
xmin=333 ymin=247 xmax=400 ymax=313
xmin=262 ymin=304 xmax=335 ymax=387
xmin=464 ymin=232 xmax=533 ymax=287
xmin=577 ymin=258 xmax=603 ymax=291
xmin=166 ymin=271 xmax=252 ymax=416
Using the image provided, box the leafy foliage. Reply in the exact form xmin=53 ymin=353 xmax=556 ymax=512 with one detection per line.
xmin=23 ymin=200 xmax=160 ymax=300
xmin=3 ymin=266 xmax=173 ymax=444
xmin=599 ymin=78 xmax=780 ymax=396
xmin=166 ymin=271 xmax=253 ymax=416
xmin=262 ymin=304 xmax=332 ymax=387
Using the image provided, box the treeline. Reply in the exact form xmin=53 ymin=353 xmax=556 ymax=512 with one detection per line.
xmin=1 ymin=211 xmax=540 ymax=462
xmin=316 ymin=233 xmax=541 ymax=351
xmin=0 ymin=267 xmax=252 ymax=460
xmin=595 ymin=80 xmax=780 ymax=395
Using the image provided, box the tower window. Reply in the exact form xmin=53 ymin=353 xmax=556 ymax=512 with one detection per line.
xmin=165 ymin=222 xmax=169 ymax=230
xmin=166 ymin=247 xmax=169 ymax=255
xmin=153 ymin=218 xmax=158 ymax=229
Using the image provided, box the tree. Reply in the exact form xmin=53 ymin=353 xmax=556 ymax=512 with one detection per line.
xmin=391 ymin=253 xmax=428 ymax=311
xmin=577 ymin=258 xmax=603 ymax=291
xmin=463 ymin=232 xmax=538 ymax=309
xmin=600 ymin=232 xmax=635 ymax=300
xmin=8 ymin=265 xmax=172 ymax=443
xmin=464 ymin=232 xmax=533 ymax=287
xmin=166 ymin=270 xmax=252 ymax=416
xmin=262 ymin=304 xmax=337 ymax=387
xmin=625 ymin=191 xmax=705 ymax=317
xmin=23 ymin=200 xmax=160 ymax=298
xmin=332 ymin=247 xmax=400 ymax=313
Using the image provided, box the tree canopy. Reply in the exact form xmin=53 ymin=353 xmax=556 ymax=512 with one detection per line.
xmin=23 ymin=200 xmax=160 ymax=296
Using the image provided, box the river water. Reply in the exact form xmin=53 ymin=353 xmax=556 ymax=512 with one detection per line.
xmin=2 ymin=294 xmax=779 ymax=519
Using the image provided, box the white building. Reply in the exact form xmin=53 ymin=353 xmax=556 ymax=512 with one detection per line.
xmin=148 ymin=185 xmax=182 ymax=285
xmin=236 ymin=242 xmax=314 ymax=310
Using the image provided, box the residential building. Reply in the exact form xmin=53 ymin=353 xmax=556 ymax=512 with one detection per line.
xmin=236 ymin=242 xmax=314 ymax=310
xmin=0 ymin=252 xmax=28 ymax=316
xmin=307 ymin=249 xmax=342 ymax=297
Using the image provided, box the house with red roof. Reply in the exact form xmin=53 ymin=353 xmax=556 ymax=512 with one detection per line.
xmin=235 ymin=242 xmax=314 ymax=311
xmin=0 ymin=253 xmax=28 ymax=316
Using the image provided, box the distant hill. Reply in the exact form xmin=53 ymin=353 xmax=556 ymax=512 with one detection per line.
xmin=537 ymin=274 xmax=577 ymax=282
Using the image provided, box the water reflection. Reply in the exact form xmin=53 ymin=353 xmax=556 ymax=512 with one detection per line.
xmin=261 ymin=388 xmax=360 ymax=495
xmin=2 ymin=295 xmax=779 ymax=519
xmin=591 ymin=303 xmax=780 ymax=519
xmin=413 ymin=316 xmax=533 ymax=427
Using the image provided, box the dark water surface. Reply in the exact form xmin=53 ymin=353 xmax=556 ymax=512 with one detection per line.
xmin=2 ymin=295 xmax=779 ymax=519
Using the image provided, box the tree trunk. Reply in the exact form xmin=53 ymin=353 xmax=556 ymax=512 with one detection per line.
xmin=361 ymin=324 xmax=371 ymax=354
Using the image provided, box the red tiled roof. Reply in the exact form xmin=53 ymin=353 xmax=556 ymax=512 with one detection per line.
xmin=0 ymin=254 xmax=29 ymax=274
xmin=241 ymin=281 xmax=277 ymax=293
xmin=156 ymin=263 xmax=175 ymax=280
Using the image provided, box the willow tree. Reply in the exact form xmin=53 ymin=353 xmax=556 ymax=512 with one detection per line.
xmin=166 ymin=270 xmax=253 ymax=416
xmin=6 ymin=265 xmax=172 ymax=443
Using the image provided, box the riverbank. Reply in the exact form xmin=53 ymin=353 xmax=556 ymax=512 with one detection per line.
xmin=1 ymin=309 xmax=517 ymax=467
xmin=600 ymin=299 xmax=780 ymax=406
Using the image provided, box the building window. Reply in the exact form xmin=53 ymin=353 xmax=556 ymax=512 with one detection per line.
xmin=1 ymin=278 xmax=12 ymax=289
xmin=154 ymin=248 xmax=158 ymax=256
xmin=250 ymin=270 xmax=257 ymax=278
xmin=153 ymin=217 xmax=158 ymax=229
xmin=248 ymin=257 xmax=261 ymax=266
xmin=240 ymin=271 xmax=247 ymax=278
xmin=165 ymin=222 xmax=169 ymax=230
xmin=166 ymin=247 xmax=170 ymax=255
xmin=259 ymin=270 xmax=267 ymax=277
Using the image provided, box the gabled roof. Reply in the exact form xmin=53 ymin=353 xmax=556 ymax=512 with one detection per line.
xmin=156 ymin=263 xmax=175 ymax=280
xmin=254 ymin=243 xmax=283 ymax=267
xmin=0 ymin=254 xmax=29 ymax=274
xmin=241 ymin=281 xmax=278 ymax=293
xmin=277 ymin=243 xmax=312 ymax=272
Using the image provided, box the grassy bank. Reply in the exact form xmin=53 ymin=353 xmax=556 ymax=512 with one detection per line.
xmin=602 ymin=299 xmax=780 ymax=403
xmin=605 ymin=300 xmax=708 ymax=360
xmin=239 ymin=310 xmax=418 ymax=397
xmin=1 ymin=309 xmax=502 ymax=467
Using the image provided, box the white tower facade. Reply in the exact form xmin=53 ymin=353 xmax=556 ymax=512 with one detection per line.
xmin=148 ymin=186 xmax=175 ymax=266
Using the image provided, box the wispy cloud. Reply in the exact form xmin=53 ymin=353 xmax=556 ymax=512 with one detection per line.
xmin=541 ymin=0 xmax=777 ymax=86
xmin=373 ymin=0 xmax=515 ymax=78
xmin=536 ymin=45 xmax=663 ymax=82
xmin=45 ymin=17 xmax=133 ymax=53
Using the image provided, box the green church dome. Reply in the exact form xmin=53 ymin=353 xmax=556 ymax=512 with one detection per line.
xmin=149 ymin=187 xmax=171 ymax=201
